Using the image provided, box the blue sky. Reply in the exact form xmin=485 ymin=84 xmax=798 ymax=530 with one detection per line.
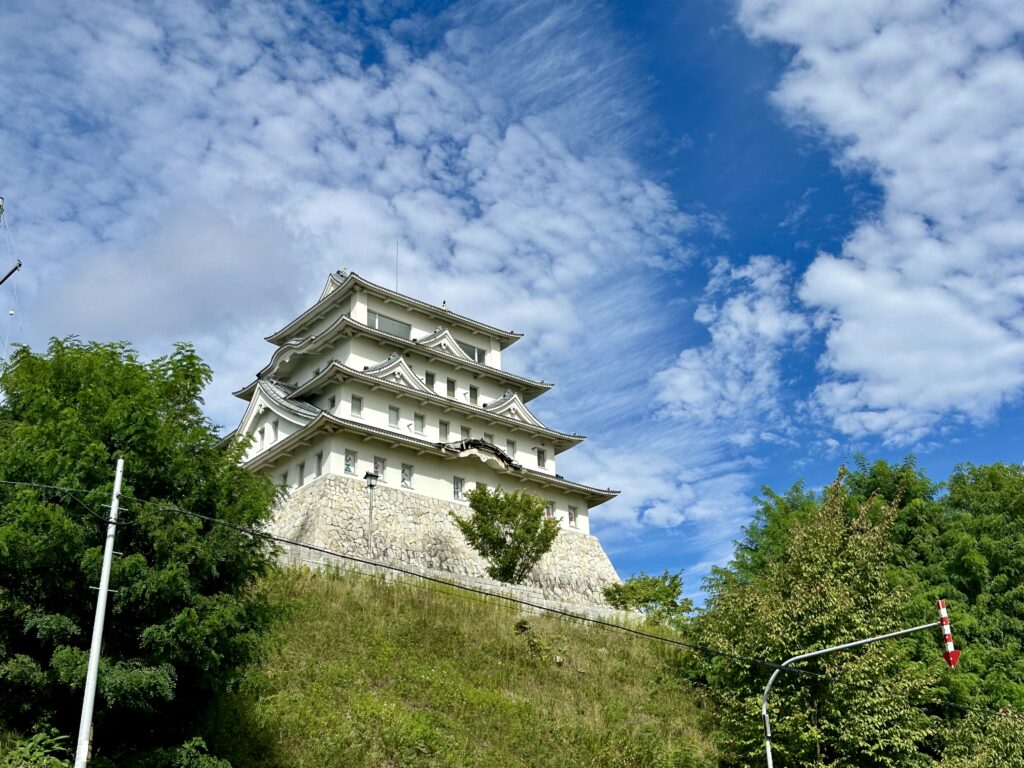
xmin=2 ymin=0 xmax=1023 ymax=601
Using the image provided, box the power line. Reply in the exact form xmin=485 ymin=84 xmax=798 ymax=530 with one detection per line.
xmin=118 ymin=492 xmax=824 ymax=679
xmin=4 ymin=475 xmax=1024 ymax=725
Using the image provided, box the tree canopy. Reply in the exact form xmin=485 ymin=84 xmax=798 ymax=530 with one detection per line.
xmin=697 ymin=471 xmax=937 ymax=767
xmin=603 ymin=570 xmax=693 ymax=630
xmin=0 ymin=339 xmax=279 ymax=765
xmin=451 ymin=486 xmax=559 ymax=584
xmin=694 ymin=458 xmax=1024 ymax=767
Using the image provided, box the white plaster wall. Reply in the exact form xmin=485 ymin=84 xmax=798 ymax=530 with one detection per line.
xmin=331 ymin=378 xmax=558 ymax=475
xmin=266 ymin=432 xmax=589 ymax=535
xmin=363 ymin=296 xmax=502 ymax=368
xmin=244 ymin=404 xmax=306 ymax=462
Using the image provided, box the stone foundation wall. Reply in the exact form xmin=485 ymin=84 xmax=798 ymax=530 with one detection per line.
xmin=270 ymin=473 xmax=621 ymax=608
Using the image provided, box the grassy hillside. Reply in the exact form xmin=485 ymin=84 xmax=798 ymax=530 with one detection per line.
xmin=204 ymin=568 xmax=717 ymax=768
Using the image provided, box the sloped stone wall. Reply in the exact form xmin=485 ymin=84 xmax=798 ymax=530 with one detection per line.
xmin=270 ymin=473 xmax=621 ymax=607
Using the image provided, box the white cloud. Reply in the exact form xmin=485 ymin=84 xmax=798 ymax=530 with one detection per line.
xmin=0 ymin=0 xmax=692 ymax=427
xmin=654 ymin=255 xmax=808 ymax=442
xmin=739 ymin=0 xmax=1024 ymax=444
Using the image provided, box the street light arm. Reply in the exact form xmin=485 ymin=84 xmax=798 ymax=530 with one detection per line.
xmin=761 ymin=621 xmax=940 ymax=768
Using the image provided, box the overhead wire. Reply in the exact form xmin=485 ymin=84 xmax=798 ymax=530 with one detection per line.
xmin=2 ymin=477 xmax=1023 ymax=725
xmin=117 ymin=492 xmax=824 ymax=678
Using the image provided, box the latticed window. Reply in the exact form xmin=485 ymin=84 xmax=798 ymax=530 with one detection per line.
xmin=401 ymin=464 xmax=413 ymax=488
xmin=568 ymin=506 xmax=577 ymax=527
xmin=374 ymin=456 xmax=387 ymax=479
xmin=453 ymin=476 xmax=464 ymax=500
xmin=344 ymin=450 xmax=357 ymax=475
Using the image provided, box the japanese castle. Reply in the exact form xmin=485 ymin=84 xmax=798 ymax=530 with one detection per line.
xmin=232 ymin=270 xmax=621 ymax=606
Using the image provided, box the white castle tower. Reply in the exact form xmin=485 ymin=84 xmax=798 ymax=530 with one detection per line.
xmin=232 ymin=270 xmax=621 ymax=606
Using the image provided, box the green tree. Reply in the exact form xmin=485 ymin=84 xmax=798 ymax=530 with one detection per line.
xmin=896 ymin=463 xmax=1024 ymax=711
xmin=451 ymin=486 xmax=559 ymax=584
xmin=938 ymin=709 xmax=1024 ymax=768
xmin=697 ymin=471 xmax=938 ymax=767
xmin=0 ymin=339 xmax=278 ymax=763
xmin=603 ymin=570 xmax=693 ymax=630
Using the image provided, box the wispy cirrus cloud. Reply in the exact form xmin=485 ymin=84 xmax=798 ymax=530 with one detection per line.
xmin=738 ymin=0 xmax=1024 ymax=445
xmin=1 ymin=0 xmax=738 ymax=586
xmin=654 ymin=255 xmax=808 ymax=446
xmin=0 ymin=0 xmax=692 ymax=413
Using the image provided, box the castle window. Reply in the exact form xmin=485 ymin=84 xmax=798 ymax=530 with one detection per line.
xmin=447 ymin=378 xmax=456 ymax=398
xmin=315 ymin=452 xmax=323 ymax=477
xmin=280 ymin=470 xmax=289 ymax=486
xmin=545 ymin=501 xmax=555 ymax=519
xmin=568 ymin=506 xmax=577 ymax=527
xmin=389 ymin=405 xmax=400 ymax=427
xmin=351 ymin=395 xmax=363 ymax=418
xmin=367 ymin=309 xmax=412 ymax=340
xmin=414 ymin=413 xmax=425 ymax=434
xmin=484 ymin=432 xmax=494 ymax=445
xmin=297 ymin=462 xmax=305 ymax=485
xmin=457 ymin=341 xmax=487 ymax=364
xmin=469 ymin=385 xmax=478 ymax=405
xmin=462 ymin=425 xmax=472 ymax=440
xmin=439 ymin=420 xmax=449 ymax=441
xmin=374 ymin=456 xmax=387 ymax=480
xmin=401 ymin=464 xmax=413 ymax=488
xmin=344 ymin=450 xmax=357 ymax=475
xmin=425 ymin=371 xmax=435 ymax=389
xmin=453 ymin=476 xmax=464 ymax=500
xmin=506 ymin=438 xmax=516 ymax=457
xmin=537 ymin=448 xmax=547 ymax=468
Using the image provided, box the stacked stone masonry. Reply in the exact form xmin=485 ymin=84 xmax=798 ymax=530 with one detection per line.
xmin=271 ymin=473 xmax=622 ymax=608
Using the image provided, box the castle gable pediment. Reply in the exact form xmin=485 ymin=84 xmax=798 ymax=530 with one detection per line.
xmin=415 ymin=327 xmax=474 ymax=361
xmin=484 ymin=390 xmax=545 ymax=428
xmin=362 ymin=353 xmax=434 ymax=394
xmin=238 ymin=380 xmax=316 ymax=437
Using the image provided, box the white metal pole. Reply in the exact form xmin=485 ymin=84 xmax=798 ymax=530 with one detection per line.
xmin=74 ymin=457 xmax=124 ymax=768
xmin=761 ymin=621 xmax=940 ymax=768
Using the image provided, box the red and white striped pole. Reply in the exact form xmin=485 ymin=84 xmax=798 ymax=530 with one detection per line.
xmin=937 ymin=599 xmax=961 ymax=668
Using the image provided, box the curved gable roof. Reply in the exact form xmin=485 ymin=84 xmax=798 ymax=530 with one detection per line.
xmin=415 ymin=327 xmax=474 ymax=361
xmin=484 ymin=390 xmax=545 ymax=428
xmin=362 ymin=353 xmax=435 ymax=394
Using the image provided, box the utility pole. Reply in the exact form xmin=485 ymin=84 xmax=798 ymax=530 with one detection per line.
xmin=761 ymin=602 xmax=959 ymax=768
xmin=74 ymin=458 xmax=124 ymax=768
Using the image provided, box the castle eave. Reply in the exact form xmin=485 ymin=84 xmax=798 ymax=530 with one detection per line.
xmin=266 ymin=272 xmax=523 ymax=349
xmin=244 ymin=414 xmax=617 ymax=506
xmin=289 ymin=360 xmax=583 ymax=452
